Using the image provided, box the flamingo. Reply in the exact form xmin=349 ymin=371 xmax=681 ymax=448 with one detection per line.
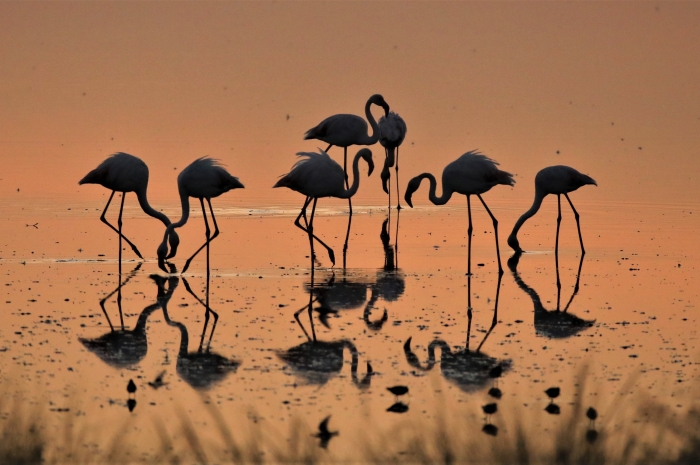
xmin=273 ymin=148 xmax=374 ymax=268
xmin=304 ymin=94 xmax=389 ymax=212
xmin=404 ymin=151 xmax=515 ymax=274
xmin=79 ymin=152 xmax=179 ymax=263
xmin=157 ymin=157 xmax=244 ymax=273
xmin=507 ymin=165 xmax=596 ymax=254
xmin=378 ymin=111 xmax=407 ymax=209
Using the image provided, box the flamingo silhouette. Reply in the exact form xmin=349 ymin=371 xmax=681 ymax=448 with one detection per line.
xmin=304 ymin=94 xmax=389 ymax=192
xmin=378 ymin=111 xmax=407 ymax=209
xmin=507 ymin=165 xmax=596 ymax=254
xmin=404 ymin=151 xmax=514 ymax=275
xmin=273 ymin=148 xmax=374 ymax=268
xmin=157 ymin=157 xmax=244 ymax=273
xmin=79 ymin=152 xmax=179 ymax=263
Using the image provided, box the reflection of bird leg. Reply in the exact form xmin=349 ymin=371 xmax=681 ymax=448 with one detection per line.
xmin=183 ymin=199 xmax=220 ymax=273
xmin=182 ymin=277 xmax=219 ymax=352
xmin=395 ymin=146 xmax=401 ymax=210
xmin=343 ymin=205 xmax=352 ymax=270
xmin=565 ymin=193 xmax=586 ymax=254
xmin=477 ymin=194 xmax=503 ymax=275
xmin=381 ymin=217 xmax=395 ymax=271
xmin=466 ymin=195 xmax=473 ymax=276
xmin=100 ymin=191 xmax=143 ymax=260
xmin=476 ymin=273 xmax=503 ymax=353
xmin=293 ymin=292 xmax=318 ymax=342
xmin=99 ymin=263 xmax=142 ymax=331
xmin=466 ymin=271 xmax=473 ymax=350
xmin=294 ymin=197 xmax=335 ymax=265
xmin=562 ymin=254 xmax=585 ymax=313
xmin=394 ymin=208 xmax=400 ymax=267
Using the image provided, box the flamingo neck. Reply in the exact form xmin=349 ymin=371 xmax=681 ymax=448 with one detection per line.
xmin=419 ymin=173 xmax=453 ymax=205
xmin=159 ymin=187 xmax=190 ymax=251
xmin=363 ymin=99 xmax=380 ymax=145
xmin=509 ymin=189 xmax=547 ymax=242
xmin=428 ymin=339 xmax=451 ymax=362
xmin=136 ymin=189 xmax=170 ymax=226
xmin=133 ymin=303 xmax=160 ymax=334
xmin=510 ymin=268 xmax=545 ymax=314
xmin=162 ymin=305 xmax=189 ymax=356
xmin=337 ymin=153 xmax=364 ymax=199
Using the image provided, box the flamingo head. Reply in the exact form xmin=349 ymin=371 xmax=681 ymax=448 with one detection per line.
xmin=404 ymin=176 xmax=424 ymax=208
xmin=157 ymin=239 xmax=169 ymax=273
xmin=369 ymin=94 xmax=390 ymax=116
xmin=583 ymin=174 xmax=597 ymax=187
xmin=380 ymin=163 xmax=391 ymax=194
xmin=357 ymin=148 xmax=374 ymax=176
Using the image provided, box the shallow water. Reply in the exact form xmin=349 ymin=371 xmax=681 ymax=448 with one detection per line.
xmin=1 ymin=196 xmax=698 ymax=458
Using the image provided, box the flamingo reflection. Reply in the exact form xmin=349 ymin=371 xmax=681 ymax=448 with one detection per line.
xmin=403 ymin=272 xmax=510 ymax=393
xmin=507 ymin=253 xmax=594 ymax=339
xmin=160 ymin=266 xmax=239 ymax=390
xmin=79 ymin=263 xmax=174 ymax=369
xmin=278 ymin=269 xmax=373 ymax=389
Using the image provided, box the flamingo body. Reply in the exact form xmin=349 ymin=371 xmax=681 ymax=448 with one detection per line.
xmin=273 ymin=149 xmax=374 ymax=266
xmin=404 ymin=151 xmax=514 ymax=273
xmin=507 ymin=165 xmax=596 ymax=254
xmin=79 ymin=152 xmax=177 ymax=261
xmin=304 ymin=94 xmax=390 ymax=149
xmin=158 ymin=157 xmax=244 ymax=272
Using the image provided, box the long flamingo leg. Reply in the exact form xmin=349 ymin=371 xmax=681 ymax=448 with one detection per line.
xmin=395 ymin=146 xmax=402 ymax=210
xmin=118 ymin=192 xmax=124 ymax=274
xmin=466 ymin=195 xmax=473 ymax=276
xmin=564 ymin=193 xmax=586 ymax=254
xmin=477 ymin=194 xmax=504 ymax=275
xmin=555 ymin=194 xmax=562 ymax=300
xmin=294 ymin=197 xmax=335 ymax=265
xmin=183 ymin=199 xmax=220 ymax=273
xmin=308 ymin=198 xmax=318 ymax=269
xmin=100 ymin=190 xmax=143 ymax=260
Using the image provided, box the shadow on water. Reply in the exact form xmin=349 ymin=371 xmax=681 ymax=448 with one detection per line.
xmin=507 ymin=252 xmax=595 ymax=339
xmin=79 ymin=263 xmax=171 ymax=369
xmin=278 ymin=267 xmax=373 ymax=389
xmin=159 ymin=264 xmax=240 ymax=390
xmin=403 ymin=271 xmax=511 ymax=393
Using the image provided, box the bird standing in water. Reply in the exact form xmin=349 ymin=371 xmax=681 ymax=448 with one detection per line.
xmin=378 ymin=111 xmax=407 ymax=209
xmin=157 ymin=157 xmax=244 ymax=273
xmin=273 ymin=149 xmax=374 ymax=268
xmin=507 ymin=165 xmax=596 ymax=254
xmin=405 ymin=151 xmax=515 ymax=275
xmin=79 ymin=152 xmax=179 ymax=264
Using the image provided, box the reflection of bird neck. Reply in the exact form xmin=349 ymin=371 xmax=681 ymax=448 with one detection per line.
xmin=343 ymin=340 xmax=359 ymax=373
xmin=337 ymin=153 xmax=366 ymax=199
xmin=133 ymin=303 xmax=161 ymax=336
xmin=135 ymin=188 xmax=171 ymax=226
xmin=510 ymin=188 xmax=547 ymax=241
xmin=419 ymin=173 xmax=453 ymax=205
xmin=428 ymin=339 xmax=452 ymax=362
xmin=365 ymin=99 xmax=380 ymax=144
xmin=162 ymin=307 xmax=190 ymax=357
xmin=510 ymin=267 xmax=546 ymax=314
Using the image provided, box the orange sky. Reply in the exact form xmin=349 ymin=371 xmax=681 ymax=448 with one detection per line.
xmin=1 ymin=1 xmax=699 ymax=208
